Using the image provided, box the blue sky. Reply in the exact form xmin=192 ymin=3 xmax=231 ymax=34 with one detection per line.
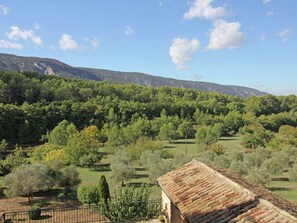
xmin=0 ymin=0 xmax=296 ymax=95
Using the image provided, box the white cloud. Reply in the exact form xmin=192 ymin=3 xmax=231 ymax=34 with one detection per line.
xmin=0 ymin=40 xmax=23 ymax=50
xmin=0 ymin=5 xmax=8 ymax=15
xmin=277 ymin=29 xmax=291 ymax=42
xmin=33 ymin=23 xmax=40 ymax=30
xmin=124 ymin=26 xmax=133 ymax=36
xmin=169 ymin=38 xmax=200 ymax=70
xmin=59 ymin=34 xmax=81 ymax=51
xmin=84 ymin=37 xmax=99 ymax=49
xmin=207 ymin=20 xmax=244 ymax=50
xmin=263 ymin=0 xmax=272 ymax=5
xmin=183 ymin=0 xmax=228 ymax=21
xmin=267 ymin=11 xmax=274 ymax=17
xmin=6 ymin=26 xmax=43 ymax=46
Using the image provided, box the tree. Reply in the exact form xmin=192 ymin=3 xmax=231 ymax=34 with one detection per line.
xmin=3 ymin=147 xmax=28 ymax=173
xmin=54 ymin=165 xmax=81 ymax=191
xmin=98 ymin=175 xmax=110 ymax=204
xmin=31 ymin=143 xmax=62 ymax=162
xmin=195 ymin=124 xmax=221 ymax=150
xmin=77 ymin=185 xmax=99 ymax=207
xmin=140 ymin=150 xmax=173 ymax=182
xmin=158 ymin=122 xmax=177 ymax=142
xmin=289 ymin=163 xmax=297 ymax=182
xmin=246 ymin=168 xmax=271 ymax=186
xmin=110 ymin=150 xmax=135 ymax=186
xmin=64 ymin=125 xmax=102 ymax=165
xmin=241 ymin=124 xmax=273 ymax=150
xmin=49 ymin=120 xmax=77 ymax=146
xmin=177 ymin=119 xmax=195 ymax=139
xmin=3 ymin=163 xmax=53 ymax=203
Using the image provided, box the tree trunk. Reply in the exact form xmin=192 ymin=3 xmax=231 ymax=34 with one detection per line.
xmin=28 ymin=194 xmax=31 ymax=204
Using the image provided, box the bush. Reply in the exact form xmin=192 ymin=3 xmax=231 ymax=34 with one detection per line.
xmin=29 ymin=205 xmax=41 ymax=220
xmin=104 ymin=185 xmax=160 ymax=221
xmin=77 ymin=185 xmax=99 ymax=207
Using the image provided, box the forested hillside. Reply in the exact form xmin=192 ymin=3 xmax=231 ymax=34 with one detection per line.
xmin=0 ymin=53 xmax=266 ymax=98
xmin=0 ymin=69 xmax=296 ymax=145
xmin=1 ymin=69 xmax=297 ymax=210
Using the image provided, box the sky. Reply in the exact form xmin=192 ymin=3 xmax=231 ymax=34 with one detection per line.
xmin=0 ymin=0 xmax=296 ymax=95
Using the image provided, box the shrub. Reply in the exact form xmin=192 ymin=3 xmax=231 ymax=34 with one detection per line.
xmin=98 ymin=175 xmax=110 ymax=204
xmin=104 ymin=185 xmax=160 ymax=221
xmin=77 ymin=185 xmax=99 ymax=207
xmin=29 ymin=205 xmax=41 ymax=220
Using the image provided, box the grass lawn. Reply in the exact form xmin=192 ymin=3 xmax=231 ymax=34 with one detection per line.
xmin=166 ymin=136 xmax=243 ymax=156
xmin=1 ymin=136 xmax=296 ymax=206
xmin=77 ymin=164 xmax=161 ymax=200
xmin=77 ymin=136 xmax=243 ymax=200
xmin=267 ymin=173 xmax=297 ymax=204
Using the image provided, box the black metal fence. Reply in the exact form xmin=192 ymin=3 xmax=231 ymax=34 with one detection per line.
xmin=0 ymin=206 xmax=107 ymax=223
xmin=0 ymin=201 xmax=161 ymax=223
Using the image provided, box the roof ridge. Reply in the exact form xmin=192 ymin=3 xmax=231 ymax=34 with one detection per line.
xmin=190 ymin=159 xmax=297 ymax=219
xmin=190 ymin=159 xmax=256 ymax=198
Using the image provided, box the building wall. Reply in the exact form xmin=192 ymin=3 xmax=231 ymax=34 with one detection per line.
xmin=161 ymin=190 xmax=186 ymax=223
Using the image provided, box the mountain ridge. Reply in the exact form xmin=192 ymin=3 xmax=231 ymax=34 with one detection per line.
xmin=0 ymin=53 xmax=267 ymax=97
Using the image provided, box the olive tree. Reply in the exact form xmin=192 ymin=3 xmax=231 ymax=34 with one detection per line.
xmin=3 ymin=163 xmax=53 ymax=203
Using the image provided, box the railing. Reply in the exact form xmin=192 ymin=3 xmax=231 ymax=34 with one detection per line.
xmin=0 ymin=201 xmax=161 ymax=223
xmin=0 ymin=206 xmax=107 ymax=223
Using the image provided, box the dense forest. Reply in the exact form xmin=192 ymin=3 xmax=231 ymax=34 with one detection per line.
xmin=1 ymin=69 xmax=297 ymax=145
xmin=1 ymin=69 xmax=297 ymax=212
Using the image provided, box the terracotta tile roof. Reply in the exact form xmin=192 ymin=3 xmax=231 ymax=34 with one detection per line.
xmin=157 ymin=159 xmax=297 ymax=223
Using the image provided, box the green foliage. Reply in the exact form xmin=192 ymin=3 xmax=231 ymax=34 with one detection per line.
xmin=54 ymin=165 xmax=81 ymax=190
xmin=64 ymin=125 xmax=102 ymax=166
xmin=110 ymin=150 xmax=135 ymax=186
xmin=98 ymin=175 xmax=110 ymax=204
xmin=1 ymin=70 xmax=297 ymax=147
xmin=209 ymin=143 xmax=226 ymax=156
xmin=77 ymin=185 xmax=99 ymax=207
xmin=213 ymin=155 xmax=231 ymax=169
xmin=172 ymin=153 xmax=192 ymax=168
xmin=177 ymin=119 xmax=195 ymax=139
xmin=158 ymin=122 xmax=177 ymax=141
xmin=31 ymin=143 xmax=63 ymax=162
xmin=2 ymin=148 xmax=28 ymax=173
xmin=244 ymin=148 xmax=271 ymax=169
xmin=104 ymin=185 xmax=160 ymax=221
xmin=140 ymin=150 xmax=173 ymax=182
xmin=278 ymin=125 xmax=297 ymax=147
xmin=246 ymin=168 xmax=271 ymax=186
xmin=49 ymin=120 xmax=77 ymax=146
xmin=195 ymin=124 xmax=222 ymax=150
xmin=125 ymin=138 xmax=164 ymax=161
xmin=241 ymin=124 xmax=273 ymax=149
xmin=289 ymin=163 xmax=297 ymax=182
xmin=29 ymin=205 xmax=41 ymax=220
xmin=0 ymin=139 xmax=8 ymax=154
xmin=3 ymin=163 xmax=53 ymax=203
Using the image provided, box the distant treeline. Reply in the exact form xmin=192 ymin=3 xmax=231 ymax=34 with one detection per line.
xmin=0 ymin=70 xmax=297 ymax=144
